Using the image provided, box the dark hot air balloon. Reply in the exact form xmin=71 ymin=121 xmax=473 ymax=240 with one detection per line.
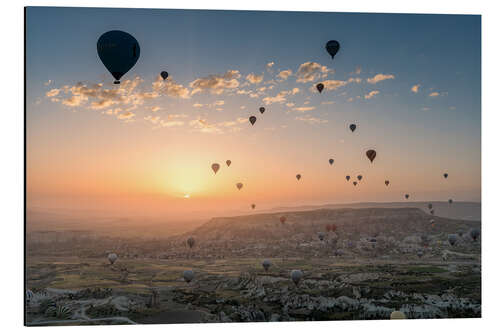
xmin=160 ymin=71 xmax=168 ymax=80
xmin=349 ymin=124 xmax=356 ymax=132
xmin=236 ymin=183 xmax=243 ymax=190
xmin=226 ymin=160 xmax=231 ymax=167
xmin=183 ymin=270 xmax=194 ymax=283
xmin=259 ymin=107 xmax=265 ymax=114
xmin=316 ymin=83 xmax=324 ymax=93
xmin=366 ymin=149 xmax=376 ymax=163
xmin=262 ymin=259 xmax=271 ymax=272
xmin=357 ymin=175 xmax=363 ymax=181
xmin=353 ymin=181 xmax=358 ymax=186
xmin=443 ymin=173 xmax=448 ymax=179
xmin=97 ymin=30 xmax=140 ymax=84
xmin=346 ymin=175 xmax=351 ymax=181
xmin=290 ymin=269 xmax=303 ymax=286
xmin=325 ymin=40 xmax=340 ymax=59
xmin=251 ymin=204 xmax=256 ymax=209
xmin=249 ymin=116 xmax=257 ymax=125
xmin=385 ymin=180 xmax=390 ymax=186
xmin=329 ymin=158 xmax=334 ymax=165
xmin=296 ymin=174 xmax=301 ymax=181
xmin=211 ymin=163 xmax=220 ymax=174
xmin=405 ymin=194 xmax=409 ymax=199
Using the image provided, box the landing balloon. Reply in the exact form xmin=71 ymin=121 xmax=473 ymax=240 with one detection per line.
xmin=262 ymin=259 xmax=271 ymax=272
xmin=290 ymin=269 xmax=303 ymax=286
xmin=183 ymin=270 xmax=194 ymax=283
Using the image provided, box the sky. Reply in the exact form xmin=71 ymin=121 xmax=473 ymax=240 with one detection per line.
xmin=26 ymin=7 xmax=481 ymax=220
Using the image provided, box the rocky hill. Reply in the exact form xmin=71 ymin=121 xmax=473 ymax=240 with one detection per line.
xmin=187 ymin=208 xmax=480 ymax=243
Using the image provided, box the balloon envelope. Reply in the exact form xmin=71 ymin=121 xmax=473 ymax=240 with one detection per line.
xmin=160 ymin=71 xmax=168 ymax=80
xmin=97 ymin=30 xmax=140 ymax=84
xmin=262 ymin=259 xmax=271 ymax=271
xmin=385 ymin=180 xmax=390 ymax=186
xmin=325 ymin=40 xmax=340 ymax=59
xmin=249 ymin=116 xmax=257 ymax=125
xmin=349 ymin=124 xmax=356 ymax=132
xmin=183 ymin=270 xmax=194 ymax=283
xmin=448 ymin=234 xmax=458 ymax=246
xmin=226 ymin=160 xmax=231 ymax=167
xmin=251 ymin=204 xmax=256 ymax=209
xmin=290 ymin=269 xmax=303 ymax=286
xmin=346 ymin=175 xmax=350 ymax=181
xmin=366 ymin=149 xmax=376 ymax=163
xmin=236 ymin=182 xmax=243 ymax=190
xmin=353 ymin=181 xmax=358 ymax=186
xmin=405 ymin=194 xmax=409 ymax=199
xmin=296 ymin=174 xmax=301 ymax=181
xmin=108 ymin=253 xmax=117 ymax=265
xmin=211 ymin=163 xmax=220 ymax=174
xmin=443 ymin=173 xmax=448 ymax=179
xmin=329 ymin=158 xmax=334 ymax=165
xmin=259 ymin=107 xmax=265 ymax=114
xmin=357 ymin=175 xmax=362 ymax=181
xmin=316 ymin=83 xmax=324 ymax=93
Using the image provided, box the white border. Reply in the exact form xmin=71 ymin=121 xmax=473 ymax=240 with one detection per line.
xmin=2 ymin=1 xmax=499 ymax=332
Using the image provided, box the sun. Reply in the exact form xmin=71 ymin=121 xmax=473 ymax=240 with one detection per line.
xmin=183 ymin=194 xmax=190 ymax=199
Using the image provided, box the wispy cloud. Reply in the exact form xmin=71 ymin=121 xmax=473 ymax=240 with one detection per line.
xmin=277 ymin=69 xmax=292 ymax=81
xmin=296 ymin=62 xmax=330 ymax=83
xmin=189 ymin=70 xmax=241 ymax=95
xmin=364 ymin=90 xmax=380 ymax=99
xmin=246 ymin=73 xmax=264 ymax=84
xmin=367 ymin=73 xmax=395 ymax=84
xmin=411 ymin=84 xmax=420 ymax=93
xmin=295 ymin=115 xmax=328 ymax=124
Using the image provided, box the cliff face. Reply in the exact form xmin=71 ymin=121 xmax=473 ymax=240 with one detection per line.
xmin=187 ymin=208 xmax=480 ymax=242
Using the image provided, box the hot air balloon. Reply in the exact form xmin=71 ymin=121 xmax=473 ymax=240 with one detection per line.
xmin=390 ymin=311 xmax=407 ymax=320
xmin=226 ymin=160 xmax=231 ymax=167
xmin=346 ymin=175 xmax=351 ymax=181
xmin=385 ymin=180 xmax=390 ymax=186
xmin=318 ymin=232 xmax=326 ymax=241
xmin=448 ymin=199 xmax=453 ymax=204
xmin=262 ymin=259 xmax=271 ymax=272
xmin=353 ymin=181 xmax=358 ymax=186
xmin=211 ymin=163 xmax=220 ymax=174
xmin=249 ymin=116 xmax=257 ymax=125
xmin=259 ymin=107 xmax=265 ymax=114
xmin=236 ymin=182 xmax=243 ymax=190
xmin=97 ymin=30 xmax=140 ymax=84
xmin=296 ymin=174 xmax=301 ymax=181
xmin=443 ymin=173 xmax=448 ymax=179
xmin=357 ymin=175 xmax=362 ymax=181
xmin=187 ymin=237 xmax=195 ymax=249
xmin=405 ymin=194 xmax=409 ymax=199
xmin=329 ymin=158 xmax=334 ymax=165
xmin=470 ymin=228 xmax=480 ymax=242
xmin=160 ymin=71 xmax=168 ymax=80
xmin=325 ymin=40 xmax=340 ymax=59
xmin=417 ymin=250 xmax=424 ymax=258
xmin=366 ymin=149 xmax=376 ymax=163
xmin=108 ymin=253 xmax=118 ymax=265
xmin=448 ymin=234 xmax=458 ymax=246
xmin=183 ymin=270 xmax=194 ymax=283
xmin=290 ymin=269 xmax=303 ymax=286
xmin=316 ymin=83 xmax=324 ymax=93
xmin=349 ymin=124 xmax=357 ymax=133
xmin=251 ymin=204 xmax=256 ymax=209
xmin=280 ymin=216 xmax=286 ymax=224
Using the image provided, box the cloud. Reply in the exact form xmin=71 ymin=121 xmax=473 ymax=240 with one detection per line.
xmin=46 ymin=88 xmax=60 ymax=97
xmin=262 ymin=88 xmax=300 ymax=105
xmin=237 ymin=89 xmax=252 ymax=95
xmin=411 ymin=84 xmax=420 ymax=93
xmin=286 ymin=102 xmax=295 ymax=107
xmin=367 ymin=73 xmax=395 ymax=84
xmin=214 ymin=100 xmax=225 ymax=106
xmin=321 ymin=101 xmax=335 ymax=105
xmin=189 ymin=70 xmax=241 ymax=95
xmin=151 ymin=106 xmax=161 ymax=112
xmin=295 ymin=115 xmax=328 ymax=124
xmin=322 ymin=80 xmax=348 ymax=91
xmin=364 ymin=90 xmax=380 ymax=99
xmin=421 ymin=107 xmax=431 ymax=111
xmin=152 ymin=77 xmax=190 ymax=98
xmin=293 ymin=106 xmax=316 ymax=112
xmin=246 ymin=73 xmax=264 ymax=84
xmin=266 ymin=62 xmax=275 ymax=70
xmin=429 ymin=91 xmax=440 ymax=97
xmin=117 ymin=111 xmax=135 ymax=120
xmin=348 ymin=77 xmax=362 ymax=84
xmin=296 ymin=62 xmax=330 ymax=83
xmin=277 ymin=69 xmax=292 ymax=80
